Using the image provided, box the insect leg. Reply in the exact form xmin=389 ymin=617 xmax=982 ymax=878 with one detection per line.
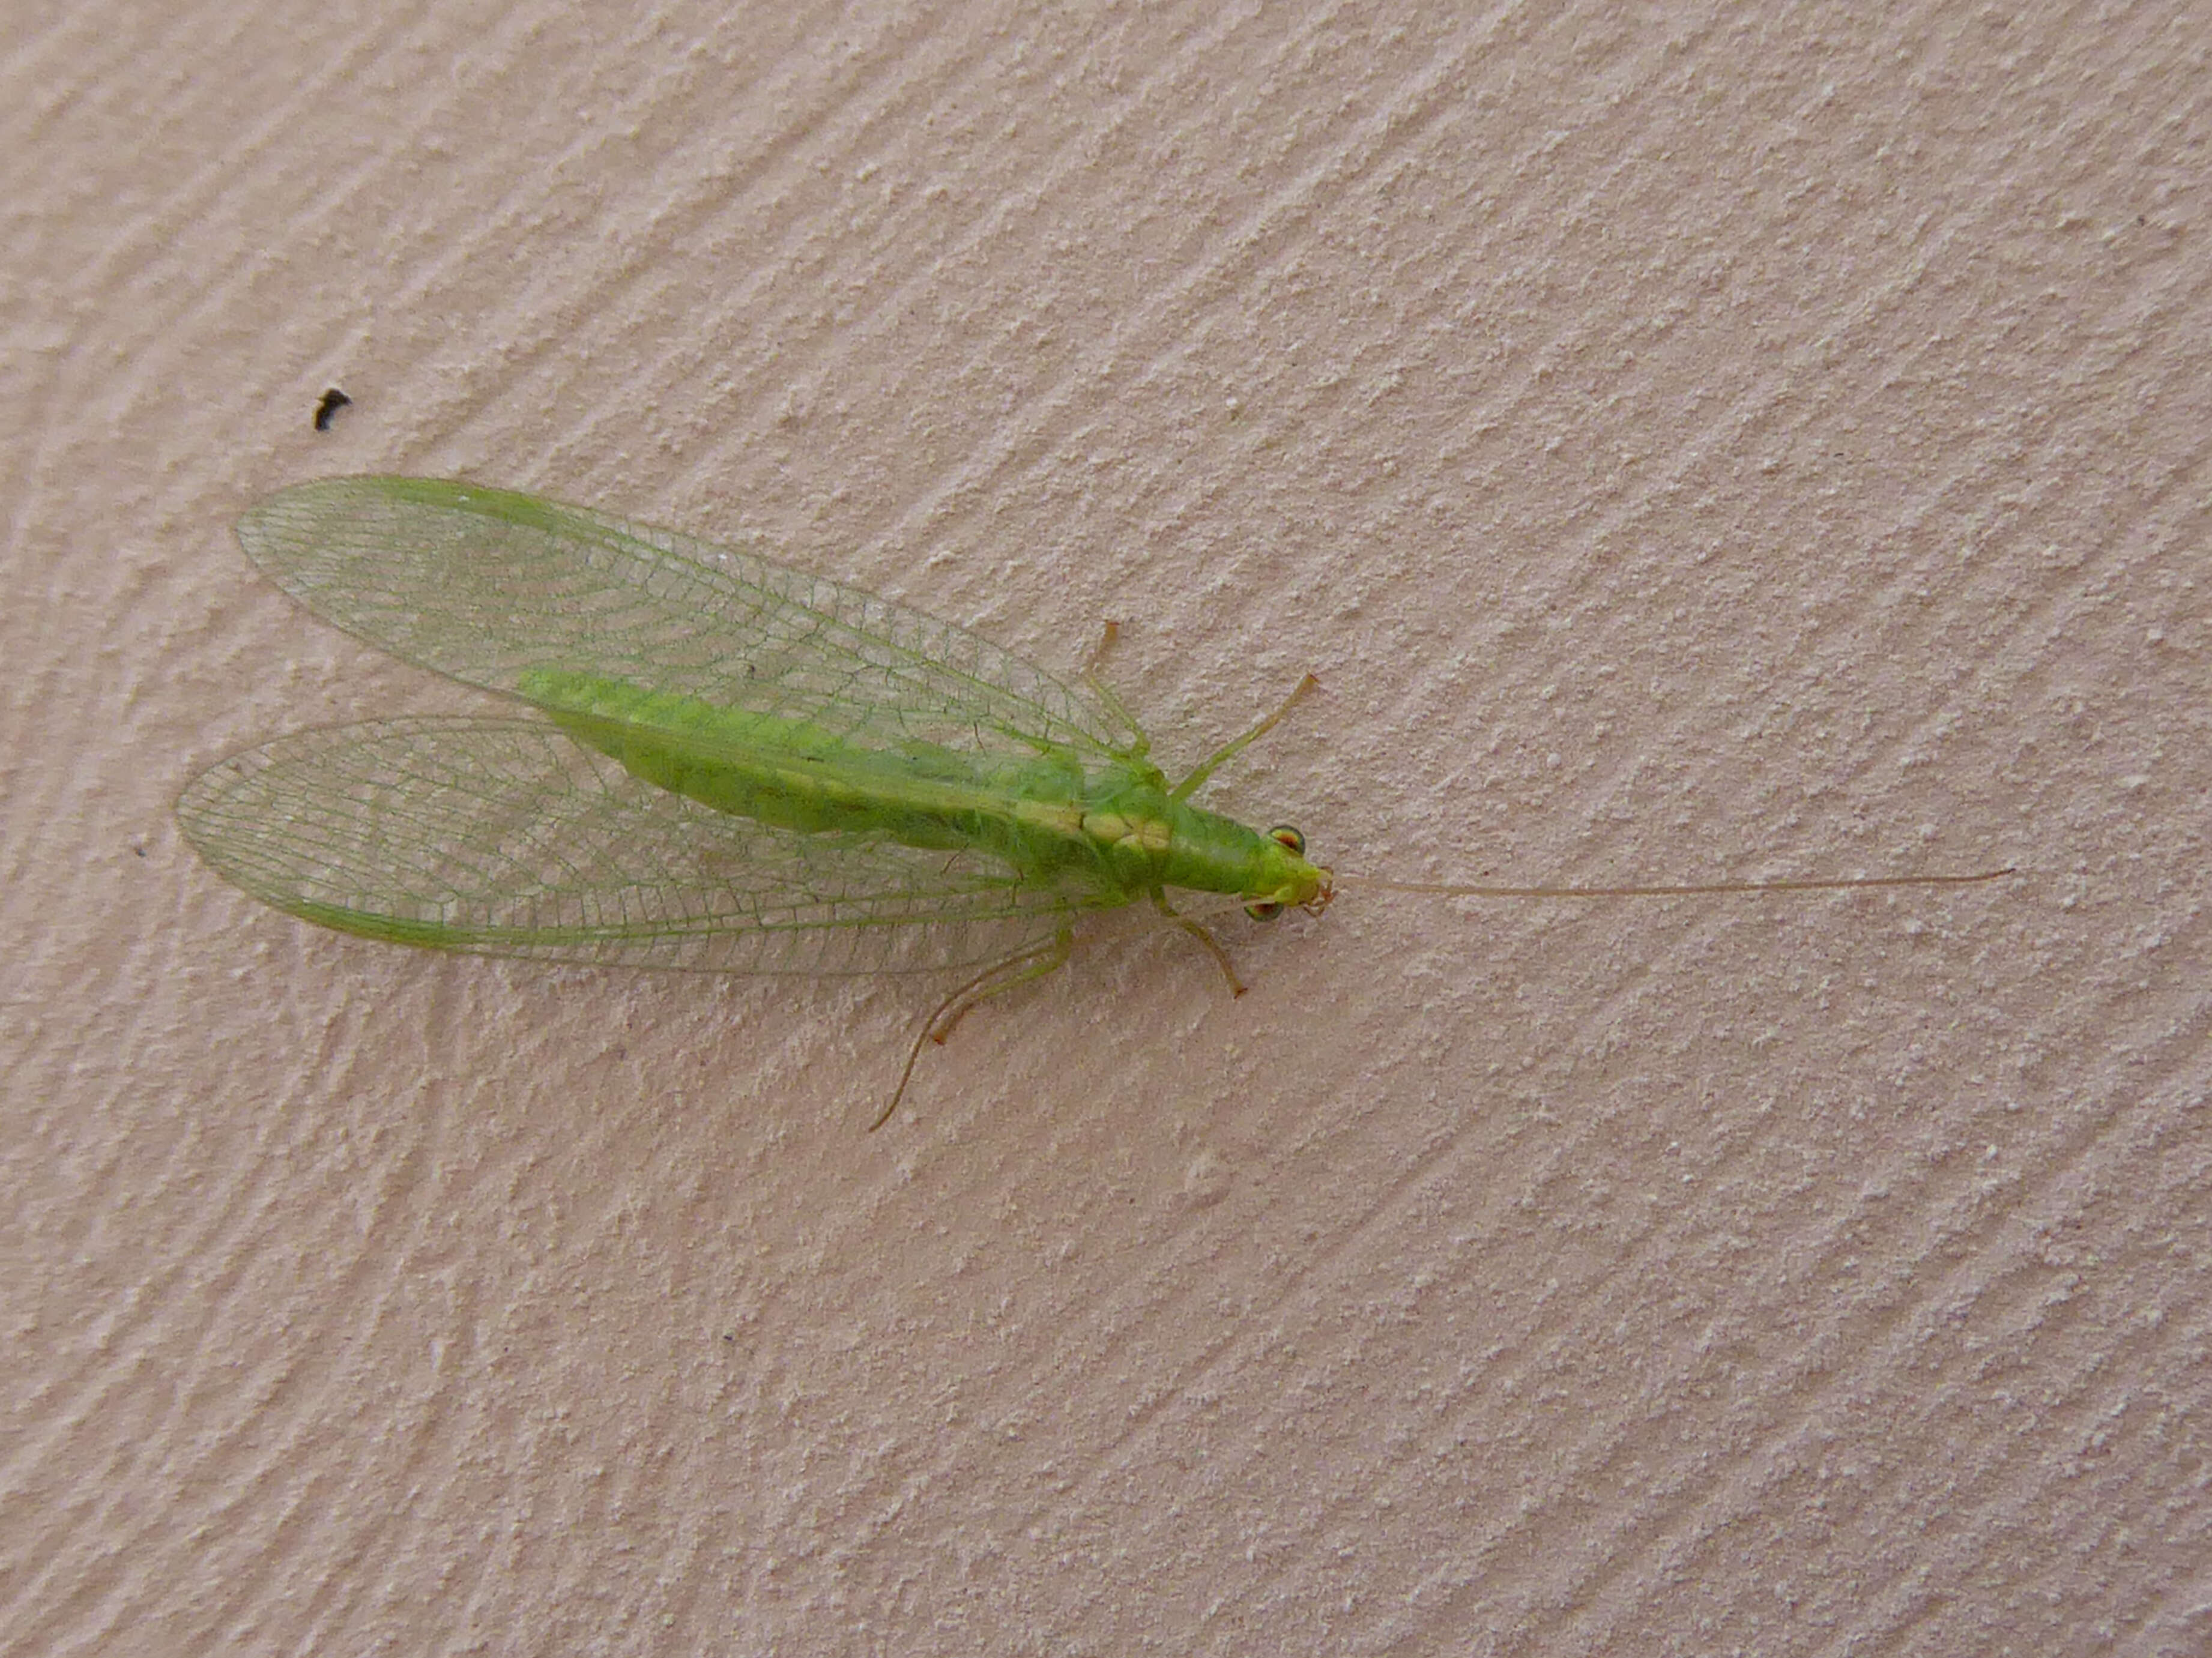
xmin=923 ymin=933 xmax=1077 ymax=1048
xmin=1079 ymin=621 xmax=1152 ymax=755
xmin=872 ymin=927 xmax=1075 ymax=1131
xmin=1152 ymin=891 xmax=1247 ymax=998
xmin=1168 ymin=674 xmax=1320 ymax=803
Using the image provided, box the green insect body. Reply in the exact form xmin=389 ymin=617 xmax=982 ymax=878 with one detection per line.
xmin=178 ymin=477 xmax=1327 ymax=1121
xmin=180 ymin=476 xmax=2008 ymax=1123
xmin=515 ymin=667 xmax=1319 ymax=907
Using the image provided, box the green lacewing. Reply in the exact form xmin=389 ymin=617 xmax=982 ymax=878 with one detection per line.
xmin=177 ymin=477 xmax=2010 ymax=1125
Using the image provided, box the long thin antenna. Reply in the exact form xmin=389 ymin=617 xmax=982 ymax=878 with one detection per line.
xmin=1339 ymin=867 xmax=2016 ymax=899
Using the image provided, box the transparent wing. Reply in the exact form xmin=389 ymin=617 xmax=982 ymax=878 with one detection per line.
xmin=176 ymin=719 xmax=1103 ymax=974
xmin=233 ymin=476 xmax=1140 ymax=762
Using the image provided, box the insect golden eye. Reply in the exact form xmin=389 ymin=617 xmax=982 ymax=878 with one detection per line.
xmin=1268 ymin=824 xmax=1305 ymax=855
xmin=1245 ymin=900 xmax=1285 ymax=921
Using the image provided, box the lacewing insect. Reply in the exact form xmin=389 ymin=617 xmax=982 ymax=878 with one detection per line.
xmin=177 ymin=477 xmax=2011 ymax=1126
xmin=312 ymin=388 xmax=351 ymax=432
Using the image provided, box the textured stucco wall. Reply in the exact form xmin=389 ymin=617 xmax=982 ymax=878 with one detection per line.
xmin=6 ymin=3 xmax=2206 ymax=1652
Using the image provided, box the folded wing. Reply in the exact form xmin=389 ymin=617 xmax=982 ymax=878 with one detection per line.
xmin=176 ymin=718 xmax=1089 ymax=974
xmin=234 ymin=476 xmax=1139 ymax=765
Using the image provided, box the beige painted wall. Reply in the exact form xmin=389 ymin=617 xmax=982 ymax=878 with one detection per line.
xmin=6 ymin=2 xmax=2205 ymax=1652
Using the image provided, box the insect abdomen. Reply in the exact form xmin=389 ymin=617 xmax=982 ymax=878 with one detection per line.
xmin=517 ymin=670 xmax=1116 ymax=878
